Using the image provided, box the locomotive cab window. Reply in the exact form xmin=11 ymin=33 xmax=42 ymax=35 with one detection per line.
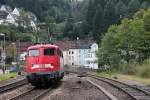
xmin=44 ymin=48 xmax=55 ymax=56
xmin=29 ymin=49 xmax=40 ymax=56
xmin=59 ymin=49 xmax=63 ymax=57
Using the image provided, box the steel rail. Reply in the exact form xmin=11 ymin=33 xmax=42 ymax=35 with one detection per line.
xmin=10 ymin=88 xmax=34 ymax=100
xmin=88 ymin=73 xmax=150 ymax=95
xmin=87 ymin=79 xmax=119 ymax=100
xmin=31 ymin=88 xmax=52 ymax=100
xmin=66 ymin=71 xmax=150 ymax=100
xmin=0 ymin=78 xmax=28 ymax=93
xmin=88 ymin=74 xmax=150 ymax=100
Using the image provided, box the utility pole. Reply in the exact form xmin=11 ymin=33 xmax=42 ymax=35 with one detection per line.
xmin=0 ymin=33 xmax=5 ymax=74
xmin=48 ymin=26 xmax=52 ymax=43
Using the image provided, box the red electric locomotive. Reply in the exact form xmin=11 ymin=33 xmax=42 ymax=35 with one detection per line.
xmin=25 ymin=43 xmax=64 ymax=86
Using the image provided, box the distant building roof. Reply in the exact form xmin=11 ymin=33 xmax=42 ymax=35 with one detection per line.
xmin=55 ymin=41 xmax=71 ymax=51
xmin=15 ymin=42 xmax=32 ymax=48
xmin=0 ymin=11 xmax=8 ymax=19
xmin=0 ymin=5 xmax=12 ymax=12
xmin=70 ymin=40 xmax=93 ymax=49
xmin=55 ymin=40 xmax=97 ymax=51
xmin=28 ymin=12 xmax=37 ymax=22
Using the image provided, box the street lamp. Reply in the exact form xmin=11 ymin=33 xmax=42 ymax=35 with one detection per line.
xmin=0 ymin=33 xmax=5 ymax=74
xmin=12 ymin=43 xmax=16 ymax=62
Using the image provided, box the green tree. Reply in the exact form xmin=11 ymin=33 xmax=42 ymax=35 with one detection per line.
xmin=63 ymin=13 xmax=74 ymax=39
xmin=92 ymin=4 xmax=103 ymax=42
xmin=103 ymin=0 xmax=117 ymax=31
xmin=128 ymin=0 xmax=140 ymax=15
xmin=140 ymin=1 xmax=150 ymax=9
xmin=115 ymin=0 xmax=128 ymax=21
xmin=86 ymin=0 xmax=96 ymax=33
xmin=97 ymin=9 xmax=150 ymax=69
xmin=143 ymin=8 xmax=150 ymax=32
xmin=97 ymin=25 xmax=121 ymax=69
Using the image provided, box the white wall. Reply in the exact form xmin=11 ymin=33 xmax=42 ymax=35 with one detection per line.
xmin=67 ymin=49 xmax=89 ymax=66
xmin=20 ymin=52 xmax=27 ymax=61
xmin=0 ymin=20 xmax=4 ymax=24
xmin=63 ymin=43 xmax=99 ymax=69
xmin=85 ymin=43 xmax=98 ymax=69
xmin=63 ymin=51 xmax=69 ymax=65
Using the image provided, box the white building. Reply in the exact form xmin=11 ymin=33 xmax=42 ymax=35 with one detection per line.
xmin=11 ymin=8 xmax=20 ymax=16
xmin=68 ymin=48 xmax=89 ymax=66
xmin=0 ymin=6 xmax=37 ymax=28
xmin=55 ymin=40 xmax=99 ymax=69
xmin=63 ymin=50 xmax=69 ymax=65
xmin=20 ymin=52 xmax=27 ymax=61
xmin=55 ymin=41 xmax=70 ymax=65
xmin=68 ymin=42 xmax=98 ymax=69
xmin=84 ymin=43 xmax=98 ymax=69
xmin=0 ymin=7 xmax=20 ymax=25
xmin=0 ymin=5 xmax=7 ymax=12
xmin=30 ymin=20 xmax=37 ymax=30
xmin=0 ymin=5 xmax=12 ymax=12
xmin=5 ymin=13 xmax=16 ymax=24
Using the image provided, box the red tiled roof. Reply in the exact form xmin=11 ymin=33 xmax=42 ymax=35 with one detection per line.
xmin=54 ymin=40 xmax=96 ymax=51
xmin=55 ymin=41 xmax=71 ymax=51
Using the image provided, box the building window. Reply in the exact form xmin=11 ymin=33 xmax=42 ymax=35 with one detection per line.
xmin=79 ymin=55 xmax=81 ymax=58
xmin=88 ymin=54 xmax=90 ymax=58
xmin=69 ymin=51 xmax=71 ymax=55
xmin=79 ymin=61 xmax=81 ymax=64
xmin=72 ymin=51 xmax=74 ymax=54
xmin=72 ymin=63 xmax=74 ymax=65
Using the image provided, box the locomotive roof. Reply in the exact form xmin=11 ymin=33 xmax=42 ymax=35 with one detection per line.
xmin=27 ymin=44 xmax=58 ymax=50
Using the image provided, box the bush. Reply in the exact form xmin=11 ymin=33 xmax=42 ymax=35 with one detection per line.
xmin=136 ymin=59 xmax=150 ymax=78
xmin=119 ymin=63 xmax=137 ymax=75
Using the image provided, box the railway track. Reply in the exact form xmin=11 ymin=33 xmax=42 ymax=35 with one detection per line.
xmin=10 ymin=82 xmax=61 ymax=100
xmin=87 ymin=74 xmax=150 ymax=100
xmin=0 ymin=78 xmax=28 ymax=94
xmin=10 ymin=87 xmax=52 ymax=100
xmin=86 ymin=79 xmax=119 ymax=100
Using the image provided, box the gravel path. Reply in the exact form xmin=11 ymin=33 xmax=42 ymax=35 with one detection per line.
xmin=42 ymin=74 xmax=109 ymax=100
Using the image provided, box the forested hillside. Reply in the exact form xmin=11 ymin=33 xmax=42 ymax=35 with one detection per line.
xmin=0 ymin=0 xmax=150 ymax=42
xmin=82 ymin=0 xmax=150 ymax=42
xmin=0 ymin=0 xmax=71 ymax=22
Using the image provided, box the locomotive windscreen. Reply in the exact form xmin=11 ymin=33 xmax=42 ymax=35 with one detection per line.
xmin=29 ymin=49 xmax=40 ymax=56
xmin=44 ymin=48 xmax=55 ymax=56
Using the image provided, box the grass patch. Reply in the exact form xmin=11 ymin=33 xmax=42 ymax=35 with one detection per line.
xmin=0 ymin=73 xmax=17 ymax=81
xmin=95 ymin=72 xmax=150 ymax=85
xmin=117 ymin=74 xmax=150 ymax=85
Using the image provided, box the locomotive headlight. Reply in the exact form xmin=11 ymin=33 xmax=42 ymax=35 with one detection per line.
xmin=45 ymin=64 xmax=54 ymax=69
xmin=50 ymin=66 xmax=54 ymax=69
xmin=45 ymin=64 xmax=51 ymax=68
xmin=32 ymin=64 xmax=40 ymax=69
